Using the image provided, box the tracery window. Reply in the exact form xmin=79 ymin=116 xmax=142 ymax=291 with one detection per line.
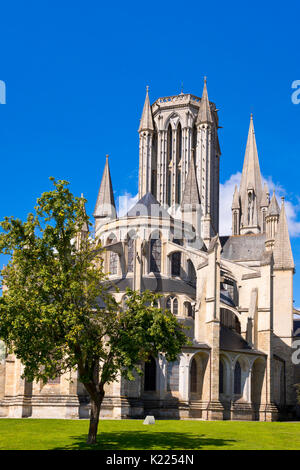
xmin=187 ymin=260 xmax=196 ymax=287
xmin=110 ymin=251 xmax=118 ymax=275
xmin=150 ymin=235 xmax=161 ymax=273
xmin=166 ymin=296 xmax=178 ymax=315
xmin=185 ymin=301 xmax=194 ymax=318
xmin=127 ymin=237 xmax=134 ymax=273
xmin=167 ymin=360 xmax=179 ymax=392
xmin=167 ymin=124 xmax=173 ymax=163
xmin=171 ymin=251 xmax=181 ymax=277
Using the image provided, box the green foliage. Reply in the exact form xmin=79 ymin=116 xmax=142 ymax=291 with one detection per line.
xmin=0 ymin=178 xmax=187 ymax=401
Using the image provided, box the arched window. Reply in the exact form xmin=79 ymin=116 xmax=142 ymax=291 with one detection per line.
xmin=173 ymin=298 xmax=178 ymax=315
xmin=187 ymin=260 xmax=196 ymax=287
xmin=190 ymin=358 xmax=197 ymax=393
xmin=150 ymin=234 xmax=161 ymax=273
xmin=234 ymin=361 xmax=242 ymax=395
xmin=176 ymin=170 xmax=181 ymax=204
xmin=167 ymin=171 xmax=172 ymax=207
xmin=171 ymin=251 xmax=181 ymax=277
xmin=144 ymin=356 xmax=156 ymax=391
xmin=220 ymin=308 xmax=241 ymax=334
xmin=219 ymin=360 xmax=224 ymax=394
xmin=185 ymin=301 xmax=194 ymax=318
xmin=167 ymin=124 xmax=173 ymax=163
xmin=107 ymin=235 xmax=118 ymax=275
xmin=192 ymin=125 xmax=197 ymax=151
xmin=167 ymin=360 xmax=179 ymax=392
xmin=127 ymin=237 xmax=134 ymax=273
xmin=110 ymin=251 xmax=118 ymax=275
xmin=176 ymin=123 xmax=182 ymax=163
xmin=166 ymin=296 xmax=178 ymax=315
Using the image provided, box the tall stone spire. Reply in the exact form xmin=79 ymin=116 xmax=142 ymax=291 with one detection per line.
xmin=239 ymin=114 xmax=263 ymax=234
xmin=138 ymin=86 xmax=155 ymax=198
xmin=196 ymin=77 xmax=213 ymax=125
xmin=94 ymin=155 xmax=116 ymax=232
xmin=138 ymin=86 xmax=154 ymax=132
xmin=273 ymin=198 xmax=294 ymax=269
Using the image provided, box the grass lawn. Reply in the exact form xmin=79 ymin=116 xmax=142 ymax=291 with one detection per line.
xmin=1 ymin=419 xmax=300 ymax=450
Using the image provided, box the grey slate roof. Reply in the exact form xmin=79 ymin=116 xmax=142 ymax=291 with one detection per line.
xmin=126 ymin=192 xmax=171 ymax=219
xmin=106 ymin=275 xmax=196 ymax=296
xmin=220 ymin=233 xmax=266 ymax=262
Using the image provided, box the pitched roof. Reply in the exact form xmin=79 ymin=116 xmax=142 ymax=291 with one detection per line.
xmin=220 ymin=233 xmax=266 ymax=262
xmin=138 ymin=87 xmax=154 ymax=132
xmin=196 ymin=78 xmax=213 ymax=125
xmin=93 ymin=156 xmax=116 ymax=219
xmin=181 ymin=156 xmax=201 ymax=208
xmin=126 ymin=192 xmax=171 ymax=219
xmin=273 ymin=199 xmax=294 ymax=269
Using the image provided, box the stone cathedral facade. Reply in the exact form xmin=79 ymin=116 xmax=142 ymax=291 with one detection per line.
xmin=1 ymin=80 xmax=299 ymax=421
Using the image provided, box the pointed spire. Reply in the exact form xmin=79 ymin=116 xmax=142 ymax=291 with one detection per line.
xmin=232 ymin=185 xmax=240 ymax=209
xmin=196 ymin=77 xmax=213 ymax=125
xmin=239 ymin=114 xmax=263 ymax=232
xmin=93 ymin=155 xmax=116 ymax=221
xmin=273 ymin=198 xmax=294 ymax=269
xmin=138 ymin=86 xmax=154 ymax=132
xmin=260 ymin=183 xmax=270 ymax=208
xmin=268 ymin=190 xmax=280 ymax=216
xmin=181 ymin=154 xmax=201 ymax=208
xmin=79 ymin=193 xmax=89 ymax=233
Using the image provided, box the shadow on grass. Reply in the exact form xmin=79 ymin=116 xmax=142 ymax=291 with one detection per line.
xmin=53 ymin=431 xmax=236 ymax=450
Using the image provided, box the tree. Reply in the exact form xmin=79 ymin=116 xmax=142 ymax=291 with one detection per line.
xmin=0 ymin=178 xmax=187 ymax=444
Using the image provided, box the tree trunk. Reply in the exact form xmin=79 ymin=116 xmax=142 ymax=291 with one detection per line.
xmin=87 ymin=394 xmax=102 ymax=445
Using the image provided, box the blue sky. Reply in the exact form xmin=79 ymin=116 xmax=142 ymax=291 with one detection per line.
xmin=0 ymin=1 xmax=300 ymax=304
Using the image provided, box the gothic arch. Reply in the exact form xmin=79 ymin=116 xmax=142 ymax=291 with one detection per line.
xmin=149 ymin=230 xmax=162 ymax=274
xmin=233 ymin=355 xmax=251 ymax=401
xmin=189 ymin=351 xmax=209 ymax=401
xmin=251 ymin=357 xmax=266 ymax=419
xmin=164 ymin=112 xmax=181 ymax=131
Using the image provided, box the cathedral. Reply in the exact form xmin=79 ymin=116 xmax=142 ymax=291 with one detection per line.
xmin=1 ymin=80 xmax=299 ymax=421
